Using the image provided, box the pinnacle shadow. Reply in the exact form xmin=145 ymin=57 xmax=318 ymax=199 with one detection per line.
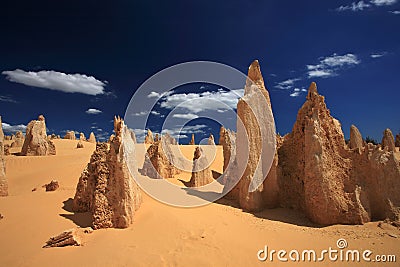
xmin=60 ymin=198 xmax=92 ymax=228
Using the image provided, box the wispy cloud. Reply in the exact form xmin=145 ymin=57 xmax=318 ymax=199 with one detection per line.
xmin=85 ymin=108 xmax=102 ymax=114
xmin=370 ymin=52 xmax=387 ymax=58
xmin=370 ymin=0 xmax=397 ymax=6
xmin=0 ymin=95 xmax=17 ymax=103
xmin=389 ymin=10 xmax=400 ymax=13
xmin=172 ymin=113 xmax=199 ymax=120
xmin=275 ymin=78 xmax=301 ymax=90
xmin=307 ymin=53 xmax=360 ymax=78
xmin=2 ymin=122 xmax=27 ymax=134
xmin=132 ymin=111 xmax=147 ymax=116
xmin=159 ymin=89 xmax=244 ymax=113
xmin=2 ymin=69 xmax=106 ymax=95
xmin=289 ymin=88 xmax=308 ymax=98
xmin=336 ymin=0 xmax=397 ymax=12
xmin=336 ymin=1 xmax=371 ymax=11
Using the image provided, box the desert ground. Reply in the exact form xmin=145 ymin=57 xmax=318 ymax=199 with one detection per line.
xmin=0 ymin=139 xmax=399 ymax=267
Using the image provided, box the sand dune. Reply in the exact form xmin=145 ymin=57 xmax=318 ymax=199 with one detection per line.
xmin=0 ymin=140 xmax=399 ymax=266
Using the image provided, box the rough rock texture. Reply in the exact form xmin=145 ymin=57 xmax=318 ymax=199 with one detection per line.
xmin=144 ymin=129 xmax=154 ymax=144
xmin=351 ymin=143 xmax=400 ymax=222
xmin=45 ymin=180 xmax=59 ymax=191
xmin=76 ymin=140 xmax=84 ymax=149
xmin=396 ymin=134 xmax=400 ymax=148
xmin=233 ymin=60 xmax=276 ymax=212
xmin=220 ymin=127 xmax=239 ymax=200
xmin=163 ymin=133 xmax=178 ymax=145
xmin=88 ymin=132 xmax=96 ymax=143
xmin=141 ymin=138 xmax=181 ymax=179
xmin=21 ymin=115 xmax=56 ymax=156
xmin=185 ymin=147 xmax=214 ymax=187
xmin=189 ymin=134 xmax=195 ymax=145
xmin=3 ymin=145 xmax=10 ymax=156
xmin=154 ymin=133 xmax=160 ymax=142
xmin=79 ymin=132 xmax=86 ymax=141
xmin=72 ymin=116 xmax=142 ymax=229
xmin=382 ymin=128 xmax=396 ymax=152
xmin=349 ymin=125 xmax=364 ymax=150
xmin=43 ymin=228 xmax=92 ymax=248
xmin=208 ymin=134 xmax=215 ymax=145
xmin=0 ymin=116 xmax=8 ymax=197
xmin=278 ymin=83 xmax=370 ymax=225
xmin=64 ymin=131 xmax=76 ymax=140
xmin=10 ymin=131 xmax=24 ymax=148
xmin=4 ymin=136 xmax=11 ymax=141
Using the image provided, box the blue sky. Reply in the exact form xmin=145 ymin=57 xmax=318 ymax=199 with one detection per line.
xmin=0 ymin=1 xmax=399 ymax=142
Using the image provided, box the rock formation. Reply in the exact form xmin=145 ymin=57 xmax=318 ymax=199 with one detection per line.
xmin=382 ymin=128 xmax=395 ymax=152
xmin=396 ymin=134 xmax=400 ymax=147
xmin=349 ymin=125 xmax=363 ymax=150
xmin=141 ymin=137 xmax=181 ymax=179
xmin=163 ymin=133 xmax=178 ymax=145
xmin=88 ymin=132 xmax=96 ymax=143
xmin=189 ymin=134 xmax=195 ymax=145
xmin=233 ymin=60 xmax=276 ymax=212
xmin=185 ymin=147 xmax=214 ymax=187
xmin=76 ymin=140 xmax=84 ymax=148
xmin=43 ymin=228 xmax=92 ymax=248
xmin=351 ymin=143 xmax=400 ymax=222
xmin=10 ymin=131 xmax=24 ymax=148
xmin=154 ymin=133 xmax=160 ymax=142
xmin=79 ymin=132 xmax=86 ymax=141
xmin=21 ymin=115 xmax=56 ymax=156
xmin=64 ymin=131 xmax=76 ymax=140
xmin=72 ymin=116 xmax=142 ymax=229
xmin=144 ymin=129 xmax=154 ymax=144
xmin=207 ymin=134 xmax=215 ymax=145
xmin=278 ymin=83 xmax=369 ymax=225
xmin=44 ymin=180 xmax=59 ymax=191
xmin=0 ymin=116 xmax=8 ymax=197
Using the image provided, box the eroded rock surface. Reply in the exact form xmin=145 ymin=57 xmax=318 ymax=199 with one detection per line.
xmin=185 ymin=147 xmax=214 ymax=187
xmin=0 ymin=116 xmax=8 ymax=197
xmin=21 ymin=115 xmax=56 ymax=156
xmin=73 ymin=116 xmax=142 ymax=229
xmin=382 ymin=128 xmax=396 ymax=152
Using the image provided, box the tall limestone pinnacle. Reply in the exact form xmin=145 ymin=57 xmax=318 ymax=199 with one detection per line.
xmin=72 ymin=116 xmax=142 ymax=229
xmin=0 ymin=116 xmax=8 ymax=197
xmin=231 ymin=60 xmax=277 ymax=212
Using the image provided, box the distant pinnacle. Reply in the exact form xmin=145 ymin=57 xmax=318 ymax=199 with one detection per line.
xmin=247 ymin=60 xmax=264 ymax=83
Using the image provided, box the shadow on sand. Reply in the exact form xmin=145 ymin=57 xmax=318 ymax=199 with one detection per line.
xmin=59 ymin=198 xmax=92 ymax=228
xmin=182 ymin=188 xmax=322 ymax=228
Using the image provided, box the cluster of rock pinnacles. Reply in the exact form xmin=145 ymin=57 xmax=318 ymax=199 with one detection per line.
xmin=1 ymin=60 xmax=399 ymax=232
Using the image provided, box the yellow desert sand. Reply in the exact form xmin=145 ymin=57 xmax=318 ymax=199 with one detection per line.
xmin=0 ymin=139 xmax=399 ymax=267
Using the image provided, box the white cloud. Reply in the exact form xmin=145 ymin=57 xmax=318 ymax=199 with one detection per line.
xmin=371 ymin=0 xmax=397 ymax=6
xmin=0 ymin=95 xmax=17 ymax=103
xmin=85 ymin=108 xmax=102 ymax=115
xmin=336 ymin=1 xmax=371 ymax=11
xmin=151 ymin=110 xmax=160 ymax=116
xmin=290 ymin=88 xmax=307 ymax=97
xmin=290 ymin=92 xmax=301 ymax=97
xmin=147 ymin=91 xmax=174 ymax=99
xmin=275 ymin=78 xmax=301 ymax=90
xmin=159 ymin=89 xmax=244 ymax=113
xmin=162 ymin=124 xmax=208 ymax=137
xmin=172 ymin=113 xmax=199 ymax=120
xmin=2 ymin=122 xmax=27 ymax=134
xmin=389 ymin=10 xmax=400 ymax=13
xmin=307 ymin=53 xmax=360 ymax=78
xmin=308 ymin=70 xmax=334 ymax=78
xmin=132 ymin=111 xmax=147 ymax=116
xmin=370 ymin=52 xmax=387 ymax=58
xmin=2 ymin=69 xmax=106 ymax=95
